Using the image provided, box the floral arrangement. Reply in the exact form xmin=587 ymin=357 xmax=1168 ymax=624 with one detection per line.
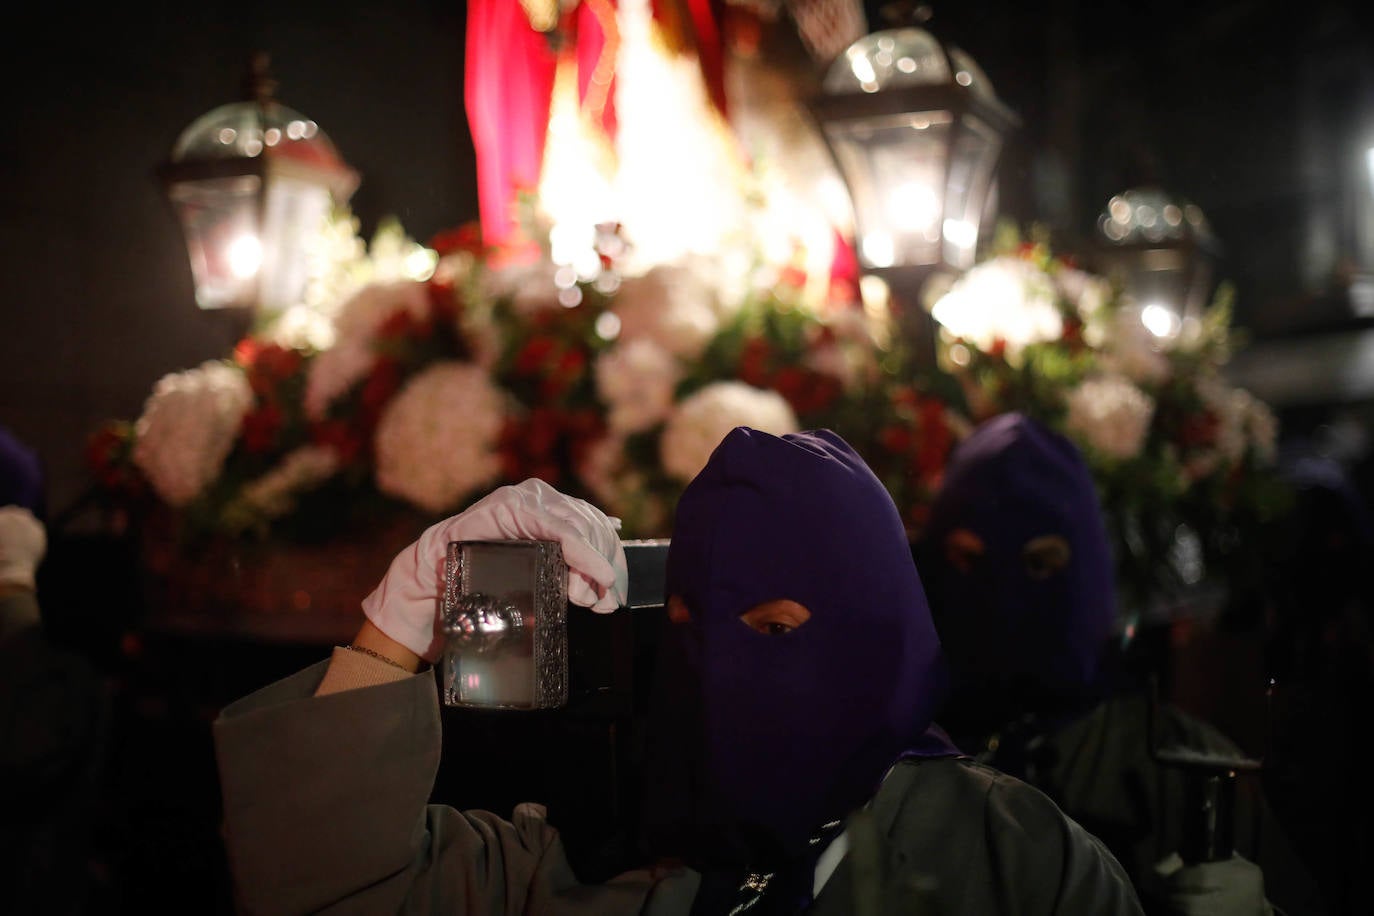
xmin=926 ymin=228 xmax=1289 ymax=612
xmin=89 ymin=211 xmax=1285 ymax=622
xmin=89 ymin=212 xmax=967 ymax=546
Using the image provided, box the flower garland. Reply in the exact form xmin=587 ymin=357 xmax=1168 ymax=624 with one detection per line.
xmin=89 ymin=215 xmax=1284 ymax=617
xmin=91 ymin=214 xmax=968 ymax=546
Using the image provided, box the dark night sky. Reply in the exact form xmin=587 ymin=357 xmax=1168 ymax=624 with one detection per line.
xmin=2 ymin=0 xmax=1372 ymax=513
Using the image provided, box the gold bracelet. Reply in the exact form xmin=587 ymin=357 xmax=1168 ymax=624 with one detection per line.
xmin=341 ymin=643 xmax=410 ymax=672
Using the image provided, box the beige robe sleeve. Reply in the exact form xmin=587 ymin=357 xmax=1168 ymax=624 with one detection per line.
xmin=213 ymin=661 xmax=697 ymax=916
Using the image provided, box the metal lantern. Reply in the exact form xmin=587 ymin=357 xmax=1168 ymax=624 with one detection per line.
xmin=810 ymin=23 xmax=1019 ymax=317
xmin=157 ymin=54 xmax=359 ymax=315
xmin=1095 ymin=187 xmax=1219 ymax=342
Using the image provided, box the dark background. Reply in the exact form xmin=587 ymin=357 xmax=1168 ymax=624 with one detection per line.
xmin=2 ymin=1 xmax=1372 ymax=912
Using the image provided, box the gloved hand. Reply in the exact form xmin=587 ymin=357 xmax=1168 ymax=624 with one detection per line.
xmin=0 ymin=505 xmax=46 ymax=590
xmin=1152 ymin=852 xmax=1273 ymax=916
xmin=361 ymin=478 xmax=628 ymax=660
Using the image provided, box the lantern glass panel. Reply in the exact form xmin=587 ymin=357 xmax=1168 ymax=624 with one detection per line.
xmin=942 ymin=114 xmax=1001 ymax=269
xmin=259 ymin=175 xmax=334 ymax=310
xmin=167 ymin=174 xmax=263 ymax=310
xmin=824 ymin=111 xmax=952 ymax=268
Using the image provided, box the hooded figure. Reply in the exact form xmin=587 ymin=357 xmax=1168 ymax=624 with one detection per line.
xmin=212 ymin=428 xmax=1143 ymax=915
xmin=640 ymin=427 xmax=956 ymax=911
xmin=919 ymin=411 xmax=1117 ymax=742
xmin=921 ymin=413 xmax=1326 ymax=916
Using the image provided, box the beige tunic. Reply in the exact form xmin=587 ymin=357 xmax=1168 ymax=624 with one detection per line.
xmin=214 ymin=659 xmax=1143 ymax=915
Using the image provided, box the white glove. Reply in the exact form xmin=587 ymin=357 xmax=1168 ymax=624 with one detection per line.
xmin=361 ymin=478 xmax=628 ymax=660
xmin=1154 ymin=853 xmax=1273 ymax=916
xmin=0 ymin=506 xmax=46 ymax=590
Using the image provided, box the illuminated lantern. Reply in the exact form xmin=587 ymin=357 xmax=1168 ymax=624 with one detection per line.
xmin=811 ymin=18 xmax=1018 ymax=357
xmin=157 ymin=53 xmax=359 ymax=316
xmin=1096 ymin=187 xmax=1219 ymax=342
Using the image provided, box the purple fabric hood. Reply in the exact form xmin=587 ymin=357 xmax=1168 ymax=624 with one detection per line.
xmin=641 ymin=427 xmax=955 ymax=870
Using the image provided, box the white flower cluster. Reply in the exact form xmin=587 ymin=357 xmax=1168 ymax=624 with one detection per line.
xmin=373 ymin=362 xmax=507 ymax=514
xmin=223 ymin=446 xmax=341 ymax=533
xmin=132 ymin=361 xmax=254 ymax=507
xmin=484 ymin=260 xmax=564 ymax=318
xmin=929 ymin=256 xmax=1063 ymax=365
xmin=612 ymin=263 xmax=724 ymax=360
xmin=1063 ymin=374 xmax=1156 ymax=461
xmin=659 ymin=381 xmax=800 ymax=483
xmin=304 ymin=280 xmax=434 ymax=418
xmin=1186 ymin=376 xmax=1279 ymax=479
xmin=268 ymin=213 xmax=437 ymax=352
xmin=594 ymin=339 xmax=683 ymax=434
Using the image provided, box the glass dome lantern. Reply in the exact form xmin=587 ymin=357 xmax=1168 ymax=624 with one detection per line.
xmin=810 ymin=25 xmax=1018 ymax=278
xmin=157 ymin=53 xmax=359 ymax=313
xmin=1095 ymin=187 xmax=1219 ymax=341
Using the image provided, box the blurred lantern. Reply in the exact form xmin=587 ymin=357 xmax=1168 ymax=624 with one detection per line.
xmin=157 ymin=53 xmax=359 ymax=318
xmin=1095 ymin=187 xmax=1219 ymax=342
xmin=810 ymin=8 xmax=1019 ymax=360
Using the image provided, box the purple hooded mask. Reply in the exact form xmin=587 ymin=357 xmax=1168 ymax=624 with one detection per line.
xmin=921 ymin=413 xmax=1116 ymax=704
xmin=640 ymin=427 xmax=955 ymax=879
xmin=0 ymin=425 xmax=45 ymax=519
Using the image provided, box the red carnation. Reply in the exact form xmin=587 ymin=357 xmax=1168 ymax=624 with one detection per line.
xmin=240 ymin=404 xmax=284 ymax=454
xmin=429 ymin=221 xmax=486 ymax=257
xmin=310 ymin=420 xmax=364 ymax=466
xmin=516 ymin=337 xmax=558 ymax=375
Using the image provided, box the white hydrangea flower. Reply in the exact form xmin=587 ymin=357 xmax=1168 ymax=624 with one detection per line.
xmin=595 ymin=339 xmax=683 ymax=434
xmin=226 ymin=445 xmax=341 ymax=530
xmin=929 ymin=256 xmax=1063 ymax=365
xmin=304 ymin=280 xmax=433 ymax=417
xmin=484 ymin=259 xmax=562 ymax=317
xmin=373 ymin=362 xmax=507 ymax=514
xmin=1197 ymin=376 xmax=1250 ymax=467
xmin=660 ymin=381 xmax=800 ymax=483
xmin=132 ymin=361 xmax=254 ymax=507
xmin=1189 ymin=376 xmax=1277 ymax=476
xmin=1063 ymin=374 xmax=1156 ymax=461
xmin=1056 ymin=266 xmax=1110 ymax=316
xmin=612 ymin=263 xmax=722 ymax=360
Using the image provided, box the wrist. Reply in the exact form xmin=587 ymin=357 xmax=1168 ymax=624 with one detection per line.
xmin=349 ymin=619 xmax=425 ymax=673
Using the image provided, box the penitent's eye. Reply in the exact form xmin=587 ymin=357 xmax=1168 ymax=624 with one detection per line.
xmin=944 ymin=528 xmax=986 ymax=575
xmin=739 ymin=599 xmax=812 ymax=636
xmin=1023 ymin=535 xmax=1071 ymax=580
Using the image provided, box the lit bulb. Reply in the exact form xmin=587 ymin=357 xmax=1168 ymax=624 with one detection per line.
xmin=1140 ymin=303 xmax=1181 ymax=339
xmin=889 ymin=183 xmax=939 ymax=233
xmin=861 ymin=232 xmax=896 ymax=268
xmin=227 ymin=234 xmax=263 ymax=279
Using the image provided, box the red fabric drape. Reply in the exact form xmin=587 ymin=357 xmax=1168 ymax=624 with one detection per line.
xmin=464 ymin=0 xmax=559 ymax=248
xmin=465 ymin=0 xmax=728 ymax=249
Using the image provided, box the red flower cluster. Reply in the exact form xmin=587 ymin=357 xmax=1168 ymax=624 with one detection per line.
xmin=85 ymin=421 xmax=143 ymax=495
xmin=233 ymin=340 xmax=307 ymax=456
xmin=429 ymin=221 xmax=487 ymax=259
xmin=877 ymin=386 xmax=959 ymax=531
xmin=511 ymin=334 xmax=590 ymax=400
xmin=497 ymin=407 xmax=605 ymax=487
xmin=736 ymin=336 xmax=842 ymax=417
